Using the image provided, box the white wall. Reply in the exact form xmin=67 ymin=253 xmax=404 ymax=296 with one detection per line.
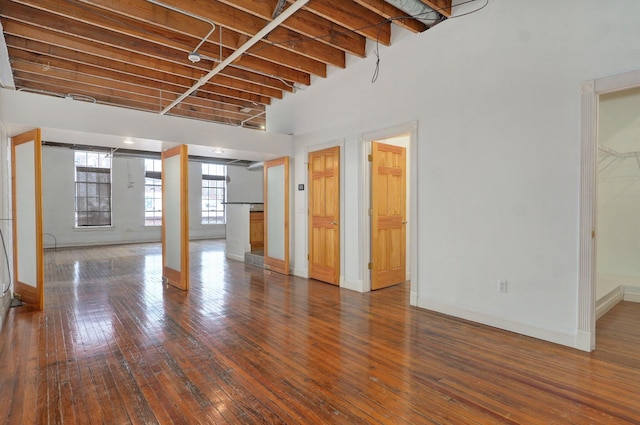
xmin=268 ymin=0 xmax=640 ymax=348
xmin=226 ymin=165 xmax=263 ymax=203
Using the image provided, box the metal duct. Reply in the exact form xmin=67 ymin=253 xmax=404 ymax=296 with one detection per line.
xmin=386 ymin=0 xmax=442 ymax=26
xmin=247 ymin=162 xmax=264 ymax=171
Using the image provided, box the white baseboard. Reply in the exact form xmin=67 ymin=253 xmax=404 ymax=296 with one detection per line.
xmin=575 ymin=330 xmax=593 ymax=352
xmin=225 ymin=253 xmax=245 ymax=262
xmin=596 ymin=286 xmax=624 ymax=320
xmin=596 ymin=285 xmax=640 ymax=321
xmin=416 ymin=297 xmax=578 ymax=349
xmin=623 ymin=285 xmax=640 ymax=303
xmin=292 ymin=268 xmax=308 ymax=278
xmin=410 ymin=291 xmax=418 ymax=306
xmin=343 ymin=279 xmax=364 ymax=292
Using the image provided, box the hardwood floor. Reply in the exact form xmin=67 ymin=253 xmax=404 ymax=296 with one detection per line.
xmin=1 ymin=240 xmax=640 ymax=424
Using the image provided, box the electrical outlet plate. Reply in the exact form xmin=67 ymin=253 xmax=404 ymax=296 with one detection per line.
xmin=498 ymin=280 xmax=508 ymax=293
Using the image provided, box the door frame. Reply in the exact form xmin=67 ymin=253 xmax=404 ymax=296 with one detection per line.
xmin=307 ymin=143 xmax=343 ymax=285
xmin=264 ymin=156 xmax=290 ymax=275
xmin=360 ymin=121 xmax=418 ymax=296
xmin=578 ymin=69 xmax=640 ymax=352
xmin=11 ymin=129 xmax=44 ymax=309
xmin=161 ymin=144 xmax=189 ymax=290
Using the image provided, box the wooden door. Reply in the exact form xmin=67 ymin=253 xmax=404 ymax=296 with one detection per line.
xmin=162 ymin=145 xmax=189 ymax=290
xmin=371 ymin=142 xmax=406 ymax=290
xmin=308 ymin=146 xmax=340 ymax=285
xmin=264 ymin=157 xmax=289 ymax=275
xmin=11 ymin=129 xmax=44 ymax=309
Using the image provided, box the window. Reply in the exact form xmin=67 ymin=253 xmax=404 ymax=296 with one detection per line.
xmin=75 ymin=150 xmax=112 ymax=227
xmin=144 ymin=159 xmax=162 ymax=226
xmin=202 ymin=163 xmax=226 ymax=224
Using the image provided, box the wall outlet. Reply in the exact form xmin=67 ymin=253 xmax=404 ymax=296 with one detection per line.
xmin=498 ymin=280 xmax=508 ymax=293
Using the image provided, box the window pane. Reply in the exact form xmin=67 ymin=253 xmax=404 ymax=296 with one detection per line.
xmin=144 ymin=161 xmax=162 ymax=226
xmin=75 ymin=150 xmax=112 ymax=227
xmin=76 ymin=183 xmax=86 ymax=197
xmin=77 ymin=212 xmax=88 ymax=226
xmin=201 ymin=163 xmax=226 ymax=225
xmin=100 ymin=197 xmax=110 ymax=210
xmin=76 ymin=196 xmax=87 ymax=211
xmin=75 ymin=152 xmax=86 ymax=167
xmin=99 ymin=183 xmax=109 ymax=197
xmin=98 ymin=212 xmax=110 ymax=226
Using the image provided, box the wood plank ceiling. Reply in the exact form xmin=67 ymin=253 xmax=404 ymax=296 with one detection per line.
xmin=0 ymin=0 xmax=450 ymax=130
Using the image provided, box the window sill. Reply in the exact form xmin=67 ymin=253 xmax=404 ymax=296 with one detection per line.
xmin=73 ymin=226 xmax=114 ymax=232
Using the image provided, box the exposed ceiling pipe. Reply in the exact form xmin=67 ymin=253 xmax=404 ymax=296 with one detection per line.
xmin=385 ymin=0 xmax=442 ymax=26
xmin=272 ymin=0 xmax=288 ymax=18
xmin=147 ymin=0 xmax=215 ymax=63
xmin=247 ymin=161 xmax=264 ymax=171
xmin=161 ymin=0 xmax=311 ymax=116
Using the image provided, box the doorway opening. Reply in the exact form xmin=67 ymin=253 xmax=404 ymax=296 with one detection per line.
xmin=579 ymin=69 xmax=640 ymax=351
xmin=595 ymin=88 xmax=640 ymax=321
xmin=361 ymin=122 xmax=417 ymax=296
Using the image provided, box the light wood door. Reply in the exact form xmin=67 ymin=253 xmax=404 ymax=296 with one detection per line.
xmin=11 ymin=129 xmax=44 ymax=309
xmin=371 ymin=142 xmax=406 ymax=290
xmin=162 ymin=145 xmax=189 ymax=290
xmin=264 ymin=157 xmax=289 ymax=275
xmin=308 ymin=146 xmax=340 ymax=285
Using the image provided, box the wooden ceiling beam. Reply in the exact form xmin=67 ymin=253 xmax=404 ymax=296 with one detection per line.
xmin=294 ymin=0 xmax=392 ymax=45
xmin=418 ymin=0 xmax=451 ymax=17
xmin=13 ymin=54 xmax=272 ymax=113
xmin=6 ymin=42 xmax=282 ymax=99
xmin=14 ymin=75 xmax=258 ymax=125
xmin=215 ymin=0 xmax=366 ymax=57
xmin=8 ymin=47 xmax=281 ymax=103
xmin=1 ymin=2 xmax=311 ymax=85
xmin=12 ymin=48 xmax=271 ymax=105
xmin=76 ymin=0 xmax=326 ymax=78
xmin=16 ymin=81 xmax=168 ymax=114
xmin=14 ymin=73 xmax=166 ymax=111
xmin=13 ymin=64 xmax=164 ymax=101
xmin=83 ymin=0 xmax=345 ymax=69
xmin=168 ymin=108 xmax=265 ymax=128
xmin=353 ymin=0 xmax=428 ymax=33
xmin=5 ymin=34 xmax=292 ymax=95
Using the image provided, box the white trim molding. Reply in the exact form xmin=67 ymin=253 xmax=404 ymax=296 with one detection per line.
xmin=417 ymin=298 xmax=579 ymax=349
xmin=596 ymin=285 xmax=640 ymax=320
xmin=596 ymin=286 xmax=624 ymax=320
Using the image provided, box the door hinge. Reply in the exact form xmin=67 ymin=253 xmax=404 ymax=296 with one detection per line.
xmin=368 ymin=154 xmax=373 ymax=162
xmin=368 ymin=208 xmax=373 ymax=216
xmin=592 ymin=230 xmax=596 ymax=239
xmin=368 ymin=262 xmax=373 ymax=270
xmin=307 ymin=254 xmax=310 ymax=260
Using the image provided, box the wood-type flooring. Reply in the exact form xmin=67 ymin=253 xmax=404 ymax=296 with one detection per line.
xmin=1 ymin=240 xmax=639 ymax=424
